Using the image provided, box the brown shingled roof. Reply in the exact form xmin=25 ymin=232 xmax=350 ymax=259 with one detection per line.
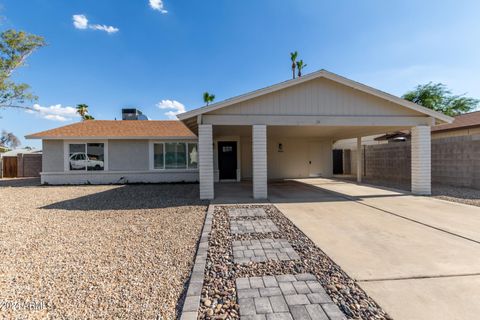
xmin=26 ymin=120 xmax=197 ymax=139
xmin=432 ymin=111 xmax=480 ymax=132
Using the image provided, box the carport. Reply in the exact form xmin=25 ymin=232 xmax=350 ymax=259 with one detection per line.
xmin=178 ymin=70 xmax=452 ymax=200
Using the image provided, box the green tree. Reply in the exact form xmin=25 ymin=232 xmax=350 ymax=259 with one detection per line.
xmin=403 ymin=82 xmax=479 ymax=116
xmin=203 ymin=92 xmax=215 ymax=106
xmin=296 ymin=60 xmax=307 ymax=77
xmin=76 ymin=104 xmax=94 ymax=120
xmin=0 ymin=29 xmax=46 ymax=111
xmin=290 ymin=51 xmax=298 ymax=79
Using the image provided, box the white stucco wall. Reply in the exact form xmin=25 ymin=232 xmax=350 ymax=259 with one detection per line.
xmin=237 ymin=137 xmax=332 ymax=180
xmin=108 ymin=140 xmax=149 ymax=171
xmin=42 ymin=140 xmax=64 ymax=173
xmin=267 ymin=138 xmax=332 ymax=179
xmin=40 ymin=138 xmax=199 ymax=185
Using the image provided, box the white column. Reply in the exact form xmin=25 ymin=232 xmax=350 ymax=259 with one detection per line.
xmin=198 ymin=124 xmax=214 ymax=199
xmin=253 ymin=125 xmax=268 ymax=199
xmin=411 ymin=125 xmax=431 ymax=195
xmin=357 ymin=136 xmax=362 ymax=183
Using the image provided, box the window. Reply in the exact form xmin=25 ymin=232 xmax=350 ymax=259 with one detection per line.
xmin=68 ymin=143 xmax=105 ymax=171
xmin=151 ymin=142 xmax=198 ymax=170
xmin=153 ymin=143 xmax=164 ymax=169
xmin=165 ymin=143 xmax=186 ymax=169
xmin=188 ymin=143 xmax=198 ymax=169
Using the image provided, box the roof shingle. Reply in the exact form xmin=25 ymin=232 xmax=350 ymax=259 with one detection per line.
xmin=26 ymin=120 xmax=197 ymax=139
xmin=432 ymin=111 xmax=480 ymax=132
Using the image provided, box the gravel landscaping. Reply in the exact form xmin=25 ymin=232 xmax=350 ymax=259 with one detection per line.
xmin=0 ymin=181 xmax=207 ymax=319
xmin=338 ymin=176 xmax=480 ymax=207
xmin=198 ymin=205 xmax=390 ymax=319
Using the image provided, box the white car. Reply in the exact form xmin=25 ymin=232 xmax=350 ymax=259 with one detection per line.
xmin=69 ymin=152 xmax=104 ymax=170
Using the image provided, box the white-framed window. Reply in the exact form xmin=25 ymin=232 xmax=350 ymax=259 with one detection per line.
xmin=151 ymin=142 xmax=198 ymax=170
xmin=65 ymin=141 xmax=108 ymax=172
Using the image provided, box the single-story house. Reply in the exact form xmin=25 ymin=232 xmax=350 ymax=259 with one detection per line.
xmin=27 ymin=69 xmax=452 ymax=199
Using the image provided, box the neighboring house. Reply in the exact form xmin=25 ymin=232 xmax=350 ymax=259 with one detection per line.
xmin=335 ymin=111 xmax=480 ymax=189
xmin=26 ymin=69 xmax=452 ymax=198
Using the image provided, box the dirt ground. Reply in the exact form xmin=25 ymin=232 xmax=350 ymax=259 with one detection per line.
xmin=0 ymin=179 xmax=207 ymax=319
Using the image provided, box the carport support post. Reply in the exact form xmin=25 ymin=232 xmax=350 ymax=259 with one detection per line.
xmin=411 ymin=125 xmax=431 ymax=195
xmin=356 ymin=136 xmax=362 ymax=183
xmin=199 ymin=124 xmax=214 ymax=199
xmin=253 ymin=125 xmax=268 ymax=199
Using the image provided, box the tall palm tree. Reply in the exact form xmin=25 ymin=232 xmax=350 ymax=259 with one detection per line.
xmin=290 ymin=51 xmax=298 ymax=79
xmin=203 ymin=92 xmax=215 ymax=106
xmin=76 ymin=104 xmax=94 ymax=120
xmin=296 ymin=60 xmax=307 ymax=77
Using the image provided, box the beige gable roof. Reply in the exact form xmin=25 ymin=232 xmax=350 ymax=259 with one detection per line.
xmin=178 ymin=69 xmax=453 ymax=124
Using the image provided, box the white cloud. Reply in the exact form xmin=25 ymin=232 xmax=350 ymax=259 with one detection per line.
xmin=156 ymin=100 xmax=185 ymax=119
xmin=73 ymin=14 xmax=88 ymax=29
xmin=149 ymin=0 xmax=168 ymax=13
xmin=90 ymin=24 xmax=119 ymax=34
xmin=72 ymin=14 xmax=119 ymax=34
xmin=27 ymin=104 xmax=80 ymax=122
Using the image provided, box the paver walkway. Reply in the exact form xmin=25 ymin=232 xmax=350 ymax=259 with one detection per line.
xmin=236 ymin=274 xmax=344 ymax=319
xmin=230 ymin=208 xmax=268 ymax=218
xmin=230 ymin=219 xmax=279 ymax=234
xmin=233 ymin=239 xmax=300 ymax=264
xmin=230 ymin=208 xmax=345 ymax=320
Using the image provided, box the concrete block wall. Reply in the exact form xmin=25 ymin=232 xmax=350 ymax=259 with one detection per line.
xmin=431 ymin=135 xmax=480 ymax=188
xmin=363 ymin=142 xmax=411 ymax=185
xmin=348 ymin=134 xmax=480 ymax=190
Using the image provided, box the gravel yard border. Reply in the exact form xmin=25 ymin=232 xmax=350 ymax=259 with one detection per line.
xmin=180 ymin=205 xmax=214 ymax=320
xmin=185 ymin=204 xmax=391 ymax=320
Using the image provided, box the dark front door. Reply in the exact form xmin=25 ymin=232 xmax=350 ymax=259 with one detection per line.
xmin=218 ymin=141 xmax=237 ymax=180
xmin=332 ymin=149 xmax=344 ymax=175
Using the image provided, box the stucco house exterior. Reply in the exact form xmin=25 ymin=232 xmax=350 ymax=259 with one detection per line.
xmin=26 ymin=70 xmax=452 ymax=198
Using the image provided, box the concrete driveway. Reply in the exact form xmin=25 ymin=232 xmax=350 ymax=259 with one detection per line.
xmin=271 ymin=178 xmax=480 ymax=320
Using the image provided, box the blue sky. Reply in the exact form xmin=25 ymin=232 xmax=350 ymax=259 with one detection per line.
xmin=1 ymin=0 xmax=480 ymax=148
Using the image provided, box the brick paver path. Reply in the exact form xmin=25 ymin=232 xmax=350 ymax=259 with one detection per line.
xmin=229 ymin=208 xmax=268 ymax=218
xmin=236 ymin=273 xmax=345 ymax=320
xmin=230 ymin=219 xmax=279 ymax=234
xmin=233 ymin=239 xmax=300 ymax=264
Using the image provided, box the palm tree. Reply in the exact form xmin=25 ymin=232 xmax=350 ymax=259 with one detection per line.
xmin=203 ymin=92 xmax=215 ymax=106
xmin=290 ymin=51 xmax=298 ymax=79
xmin=76 ymin=104 xmax=94 ymax=120
xmin=296 ymin=60 xmax=307 ymax=77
